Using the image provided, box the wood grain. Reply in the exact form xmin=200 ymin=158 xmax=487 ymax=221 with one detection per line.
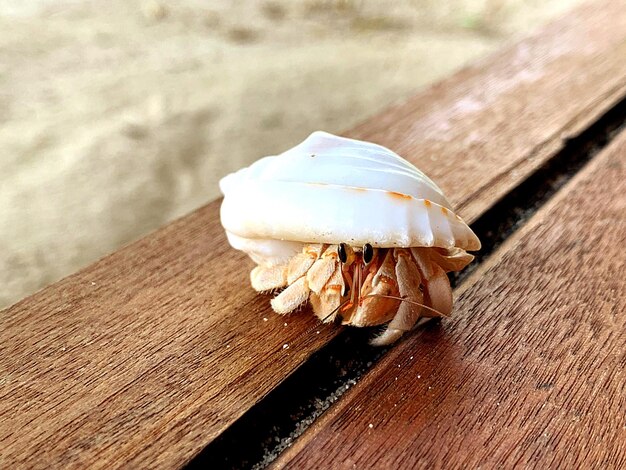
xmin=349 ymin=0 xmax=626 ymax=223
xmin=1 ymin=1 xmax=625 ymax=467
xmin=273 ymin=130 xmax=626 ymax=469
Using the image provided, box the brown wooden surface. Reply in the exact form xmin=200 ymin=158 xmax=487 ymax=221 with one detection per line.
xmin=350 ymin=0 xmax=626 ymax=223
xmin=1 ymin=1 xmax=625 ymax=468
xmin=274 ymin=130 xmax=626 ymax=469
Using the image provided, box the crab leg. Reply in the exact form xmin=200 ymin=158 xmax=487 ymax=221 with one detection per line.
xmin=310 ymin=263 xmax=344 ymax=322
xmin=287 ymin=244 xmax=324 ymax=283
xmin=411 ymin=247 xmax=453 ymax=316
xmin=250 ymin=264 xmax=289 ymax=292
xmin=251 ymin=244 xmax=324 ymax=292
xmin=270 ymin=244 xmax=333 ymax=315
xmin=370 ymin=249 xmax=425 ymax=346
xmin=348 ymin=250 xmax=399 ymax=327
xmin=271 ymin=276 xmax=310 ymax=314
xmin=307 ymin=249 xmax=338 ymax=294
xmin=428 ymin=246 xmax=474 ymax=273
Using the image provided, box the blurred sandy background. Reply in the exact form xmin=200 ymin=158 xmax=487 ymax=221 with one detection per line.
xmin=1 ymin=0 xmax=580 ymax=309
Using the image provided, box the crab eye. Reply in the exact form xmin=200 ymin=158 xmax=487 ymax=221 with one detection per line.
xmin=363 ymin=243 xmax=374 ymax=264
xmin=338 ymin=243 xmax=348 ymax=263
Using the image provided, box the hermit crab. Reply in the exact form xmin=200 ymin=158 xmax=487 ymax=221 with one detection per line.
xmin=219 ymin=131 xmax=480 ymax=345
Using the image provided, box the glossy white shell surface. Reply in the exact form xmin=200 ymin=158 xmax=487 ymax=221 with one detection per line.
xmin=220 ymin=132 xmax=480 ymax=264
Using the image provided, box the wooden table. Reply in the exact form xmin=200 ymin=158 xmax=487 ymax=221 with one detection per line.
xmin=1 ymin=1 xmax=625 ymax=468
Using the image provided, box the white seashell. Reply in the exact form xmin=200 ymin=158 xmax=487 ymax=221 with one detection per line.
xmin=219 ymin=131 xmax=481 ymax=346
xmin=220 ymin=131 xmax=480 ymax=265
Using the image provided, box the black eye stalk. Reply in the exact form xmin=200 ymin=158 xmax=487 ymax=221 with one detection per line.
xmin=338 ymin=243 xmax=348 ymax=263
xmin=363 ymin=243 xmax=374 ymax=265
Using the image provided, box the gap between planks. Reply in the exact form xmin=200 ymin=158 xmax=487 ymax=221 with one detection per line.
xmin=273 ymin=127 xmax=626 ymax=469
xmin=192 ymin=91 xmax=626 ymax=470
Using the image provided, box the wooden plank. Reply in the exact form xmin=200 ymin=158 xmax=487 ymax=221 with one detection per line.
xmin=273 ymin=130 xmax=626 ymax=469
xmin=349 ymin=0 xmax=626 ymax=223
xmin=1 ymin=1 xmax=625 ymax=467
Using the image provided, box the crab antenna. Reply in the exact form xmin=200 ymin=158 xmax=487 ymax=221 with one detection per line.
xmin=363 ymin=293 xmax=448 ymax=317
xmin=342 ymin=264 xmax=353 ymax=297
xmin=319 ymin=298 xmax=352 ymax=323
xmin=353 ymin=261 xmax=363 ymax=308
xmin=358 ymin=263 xmax=365 ymax=307
xmin=352 ymin=263 xmax=358 ymax=306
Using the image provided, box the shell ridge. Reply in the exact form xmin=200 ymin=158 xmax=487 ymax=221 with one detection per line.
xmin=224 ymin=133 xmax=448 ymax=207
xmin=422 ymin=201 xmax=436 ymax=247
xmin=302 ymin=131 xmax=403 ymax=157
xmin=279 ymin=145 xmax=424 ymax=179
xmin=235 ymin=162 xmax=450 ymax=208
xmin=281 ymin=132 xmax=424 ymax=174
xmin=270 ymin=163 xmax=440 ymax=194
xmin=438 ymin=207 xmax=457 ymax=247
xmin=219 ymin=131 xmax=481 ymax=253
xmin=241 ymin=152 xmax=424 ymax=185
xmin=222 ymin=180 xmax=477 ymax=248
xmin=306 ymin=145 xmax=412 ymax=166
xmin=294 ymin=153 xmax=423 ymax=176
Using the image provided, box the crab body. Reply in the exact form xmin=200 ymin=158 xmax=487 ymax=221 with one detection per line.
xmin=219 ymin=131 xmax=480 ymax=345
